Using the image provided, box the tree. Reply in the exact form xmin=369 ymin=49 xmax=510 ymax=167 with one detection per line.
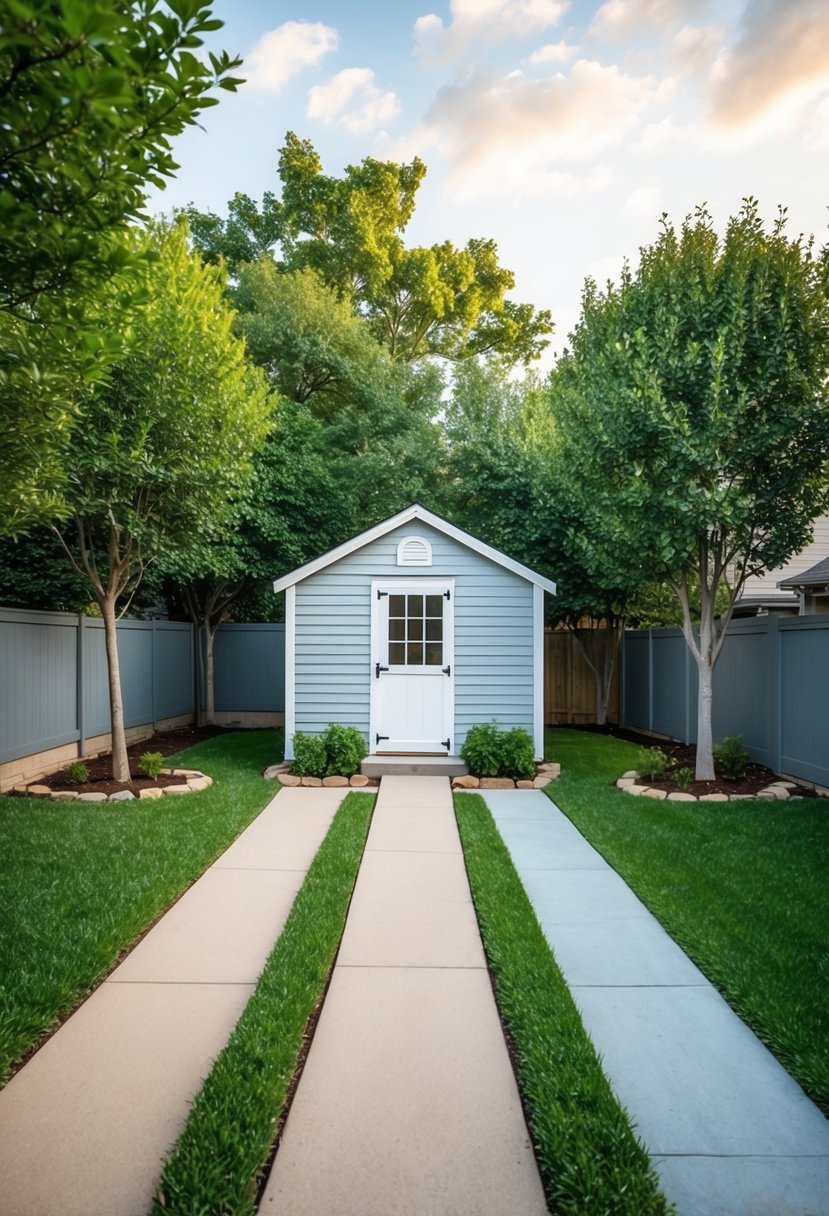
xmin=51 ymin=221 xmax=272 ymax=779
xmin=550 ymin=201 xmax=829 ymax=777
xmin=0 ymin=0 xmax=243 ymax=534
xmin=185 ymin=132 xmax=553 ymax=365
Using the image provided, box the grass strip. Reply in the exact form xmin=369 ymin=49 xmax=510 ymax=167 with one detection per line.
xmin=153 ymin=789 xmax=375 ymax=1216
xmin=455 ymin=792 xmax=672 ymax=1216
xmin=546 ymin=727 xmax=829 ymax=1114
xmin=0 ymin=730 xmax=281 ymax=1085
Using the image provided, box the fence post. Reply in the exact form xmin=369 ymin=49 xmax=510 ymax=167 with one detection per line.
xmin=151 ymin=618 xmax=157 ymax=730
xmin=647 ymin=629 xmax=654 ymax=733
xmin=77 ymin=613 xmax=86 ymax=757
xmin=767 ymin=614 xmax=782 ymax=774
xmin=684 ymin=644 xmax=694 ymax=745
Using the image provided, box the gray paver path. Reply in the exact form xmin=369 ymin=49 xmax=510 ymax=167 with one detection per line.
xmin=481 ymin=788 xmax=829 ymax=1216
xmin=0 ymin=787 xmax=347 ymax=1216
xmin=261 ymin=775 xmax=549 ymax=1216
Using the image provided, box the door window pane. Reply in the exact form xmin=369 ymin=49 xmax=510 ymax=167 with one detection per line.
xmin=407 ymin=642 xmax=423 ymax=665
xmin=425 ymin=595 xmax=443 ymax=617
xmin=388 ymin=642 xmax=405 ymax=665
xmin=425 ymin=642 xmax=443 ymax=665
xmin=389 ymin=595 xmax=405 ymax=617
xmin=425 ymin=618 xmax=442 ymax=641
xmin=407 ymin=594 xmax=423 ymax=617
xmin=389 ymin=618 xmax=405 ymax=641
xmin=407 ymin=617 xmax=423 ymax=641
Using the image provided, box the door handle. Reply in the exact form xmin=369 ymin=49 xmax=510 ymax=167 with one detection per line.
xmin=375 ymin=662 xmax=389 ymax=679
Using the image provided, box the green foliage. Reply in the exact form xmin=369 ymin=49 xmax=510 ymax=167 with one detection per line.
xmin=713 ymin=735 xmax=749 ymax=781
xmin=139 ymin=752 xmax=165 ymax=780
xmin=456 ymin=794 xmax=671 ymax=1213
xmin=634 ymin=746 xmax=669 ymax=782
xmin=290 ymin=731 xmax=328 ymax=778
xmin=673 ymin=766 xmax=694 ymax=791
xmin=64 ymin=761 xmax=89 ymax=784
xmin=0 ymin=0 xmax=243 ymax=535
xmin=186 ymin=132 xmax=552 ymax=365
xmin=153 ymin=791 xmax=374 ymax=1215
xmin=460 ymin=721 xmax=535 ymax=779
xmin=323 ymin=724 xmax=369 ymax=778
xmin=290 ymin=725 xmax=368 ymax=778
xmin=0 ymin=730 xmax=280 ymax=1084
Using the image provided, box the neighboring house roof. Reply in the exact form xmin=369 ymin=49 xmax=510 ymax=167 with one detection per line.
xmin=736 ymin=515 xmax=829 ymax=608
xmin=778 ymin=554 xmax=829 ymax=590
xmin=272 ymin=503 xmax=558 ymax=596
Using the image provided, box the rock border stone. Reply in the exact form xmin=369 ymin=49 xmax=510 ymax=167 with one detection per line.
xmin=263 ymin=763 xmax=378 ymax=789
xmin=451 ymin=761 xmax=561 ymax=792
xmin=615 ymin=772 xmax=806 ymax=803
xmin=22 ymin=769 xmax=213 ymax=803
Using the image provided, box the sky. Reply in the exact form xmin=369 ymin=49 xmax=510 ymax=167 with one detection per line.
xmin=148 ymin=0 xmax=829 ymax=365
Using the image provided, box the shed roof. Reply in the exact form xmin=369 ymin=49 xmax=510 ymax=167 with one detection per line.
xmin=778 ymin=554 xmax=829 ymax=590
xmin=272 ymin=503 xmax=557 ymax=595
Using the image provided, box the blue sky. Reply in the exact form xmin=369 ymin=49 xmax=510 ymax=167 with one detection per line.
xmin=149 ymin=0 xmax=829 ymax=364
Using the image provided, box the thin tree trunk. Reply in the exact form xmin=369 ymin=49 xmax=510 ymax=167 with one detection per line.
xmin=203 ymin=624 xmax=216 ymax=725
xmin=101 ymin=595 xmax=131 ymax=782
xmin=695 ymin=658 xmax=715 ymax=780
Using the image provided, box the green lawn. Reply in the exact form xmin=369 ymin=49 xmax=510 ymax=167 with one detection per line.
xmin=154 ymin=791 xmax=374 ymax=1216
xmin=0 ymin=729 xmax=282 ymax=1085
xmin=546 ymin=727 xmax=829 ymax=1114
xmin=456 ymin=793 xmax=672 ymax=1215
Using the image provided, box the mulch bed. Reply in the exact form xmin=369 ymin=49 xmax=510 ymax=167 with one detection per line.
xmin=565 ymin=724 xmax=817 ymax=798
xmin=35 ymin=725 xmax=225 ymax=797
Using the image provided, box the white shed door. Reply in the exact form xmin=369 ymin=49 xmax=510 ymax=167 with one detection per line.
xmin=371 ymin=581 xmax=453 ymax=753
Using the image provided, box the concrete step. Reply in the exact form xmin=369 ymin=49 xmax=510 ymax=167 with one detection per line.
xmin=361 ymin=755 xmax=468 ymax=778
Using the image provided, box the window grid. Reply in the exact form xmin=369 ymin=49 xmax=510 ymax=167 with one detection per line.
xmin=388 ymin=593 xmax=443 ymax=666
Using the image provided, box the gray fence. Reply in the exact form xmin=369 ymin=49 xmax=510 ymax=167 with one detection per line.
xmin=0 ymin=607 xmax=285 ymax=767
xmin=621 ymin=616 xmax=829 ymax=787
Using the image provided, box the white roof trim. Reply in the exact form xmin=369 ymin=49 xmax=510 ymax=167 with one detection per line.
xmin=273 ymin=503 xmax=557 ymax=595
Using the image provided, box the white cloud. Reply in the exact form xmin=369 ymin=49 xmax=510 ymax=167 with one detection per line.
xmin=624 ymin=184 xmax=662 ymax=217
xmin=529 ymin=41 xmax=577 ymax=64
xmin=414 ymin=0 xmax=569 ymax=62
xmin=591 ymin=0 xmax=700 ymax=40
xmin=707 ymin=0 xmax=829 ymax=128
xmin=399 ymin=59 xmax=657 ymax=199
xmin=308 ymin=68 xmax=401 ymax=133
xmin=670 ymin=23 xmax=725 ymax=78
xmin=246 ymin=21 xmax=338 ymax=92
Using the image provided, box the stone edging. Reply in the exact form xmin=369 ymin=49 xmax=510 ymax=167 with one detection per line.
xmin=263 ymin=763 xmax=377 ymax=788
xmin=615 ymin=771 xmax=804 ymax=802
xmin=21 ymin=768 xmax=213 ymax=803
xmin=452 ymin=762 xmax=561 ymax=792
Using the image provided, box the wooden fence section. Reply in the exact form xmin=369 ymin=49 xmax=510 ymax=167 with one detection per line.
xmin=544 ymin=628 xmax=620 ymax=725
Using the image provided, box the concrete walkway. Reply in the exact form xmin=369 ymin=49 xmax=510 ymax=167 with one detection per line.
xmin=261 ymin=775 xmax=548 ymax=1216
xmin=0 ymin=787 xmax=347 ymax=1216
xmin=481 ymin=789 xmax=829 ymax=1216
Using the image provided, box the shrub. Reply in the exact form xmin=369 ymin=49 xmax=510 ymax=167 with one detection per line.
xmin=713 ymin=734 xmax=749 ymax=781
xmin=290 ymin=731 xmax=328 ymax=778
xmin=499 ymin=727 xmax=536 ymax=780
xmin=673 ymin=766 xmax=694 ymax=791
xmin=460 ymin=721 xmax=503 ymax=777
xmin=461 ymin=721 xmax=536 ymax=779
xmin=139 ymin=752 xmax=165 ymax=780
xmin=634 ymin=746 xmax=669 ymax=782
xmin=64 ymin=760 xmax=89 ymax=784
xmin=323 ymin=723 xmax=368 ymax=777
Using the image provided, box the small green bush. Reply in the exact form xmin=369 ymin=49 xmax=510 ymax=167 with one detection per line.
xmin=499 ymin=727 xmax=536 ymax=780
xmin=460 ymin=721 xmax=503 ymax=777
xmin=64 ymin=761 xmax=89 ymax=784
xmin=139 ymin=751 xmax=165 ymax=780
xmin=673 ymin=766 xmax=694 ymax=791
xmin=713 ymin=734 xmax=749 ymax=781
xmin=290 ymin=731 xmax=328 ymax=778
xmin=323 ymin=723 xmax=368 ymax=777
xmin=634 ymin=746 xmax=669 ymax=782
xmin=461 ymin=721 xmax=536 ymax=779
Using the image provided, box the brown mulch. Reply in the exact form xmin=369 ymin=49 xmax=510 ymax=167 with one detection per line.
xmin=33 ymin=725 xmax=225 ymax=797
xmin=567 ymin=723 xmax=816 ymax=798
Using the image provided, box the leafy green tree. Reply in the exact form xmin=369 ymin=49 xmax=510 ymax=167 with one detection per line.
xmin=185 ymin=132 xmax=552 ymax=365
xmin=551 ymin=202 xmax=829 ymax=777
xmin=0 ymin=0 xmax=242 ymax=534
xmin=51 ymin=221 xmax=272 ymax=779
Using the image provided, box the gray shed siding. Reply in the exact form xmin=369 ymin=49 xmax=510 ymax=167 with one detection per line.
xmin=293 ymin=520 xmax=534 ymax=751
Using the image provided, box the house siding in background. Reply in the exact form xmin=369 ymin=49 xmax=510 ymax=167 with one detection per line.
xmin=738 ymin=514 xmax=829 ymax=612
xmin=293 ymin=519 xmax=535 ymax=753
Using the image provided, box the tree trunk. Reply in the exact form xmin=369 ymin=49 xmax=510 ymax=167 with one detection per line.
xmin=203 ymin=624 xmax=216 ymax=725
xmin=695 ymin=657 xmax=715 ymax=780
xmin=101 ymin=595 xmax=131 ymax=782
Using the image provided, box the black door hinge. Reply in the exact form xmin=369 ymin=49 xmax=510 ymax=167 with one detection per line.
xmin=377 ymin=589 xmax=388 ymax=599
xmin=376 ymin=733 xmax=389 ymax=745
xmin=375 ymin=662 xmax=389 ymax=679
xmin=444 ymin=589 xmax=451 ymax=600
xmin=441 ymin=738 xmax=451 ymax=750
xmin=442 ymin=664 xmax=451 ymax=676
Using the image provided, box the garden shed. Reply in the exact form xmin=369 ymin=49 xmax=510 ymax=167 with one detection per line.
xmin=273 ymin=504 xmax=556 ymax=763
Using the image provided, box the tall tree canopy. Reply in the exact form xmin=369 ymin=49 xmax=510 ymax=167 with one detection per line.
xmin=551 ymin=201 xmax=829 ymax=777
xmin=185 ymin=132 xmax=553 ymax=366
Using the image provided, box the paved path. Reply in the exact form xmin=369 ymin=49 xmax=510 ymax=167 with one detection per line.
xmin=481 ymin=789 xmax=829 ymax=1216
xmin=261 ymin=775 xmax=548 ymax=1216
xmin=0 ymin=787 xmax=347 ymax=1216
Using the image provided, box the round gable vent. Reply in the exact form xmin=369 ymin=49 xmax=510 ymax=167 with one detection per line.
xmin=397 ymin=536 xmax=432 ymax=566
